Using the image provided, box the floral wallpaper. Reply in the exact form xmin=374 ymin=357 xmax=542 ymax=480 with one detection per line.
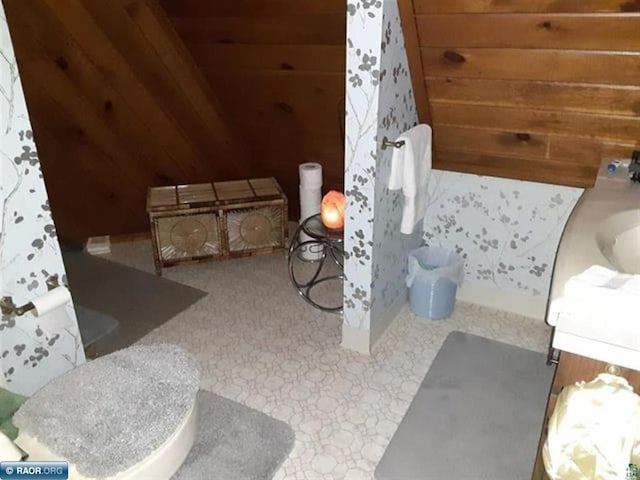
xmin=369 ymin=0 xmax=421 ymax=338
xmin=423 ymin=172 xmax=582 ymax=296
xmin=344 ymin=0 xmax=420 ymax=349
xmin=1 ymin=4 xmax=85 ymax=395
xmin=343 ymin=0 xmax=383 ymax=337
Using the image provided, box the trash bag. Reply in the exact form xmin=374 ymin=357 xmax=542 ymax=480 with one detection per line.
xmin=543 ymin=373 xmax=640 ymax=480
xmin=406 ymin=246 xmax=463 ymax=319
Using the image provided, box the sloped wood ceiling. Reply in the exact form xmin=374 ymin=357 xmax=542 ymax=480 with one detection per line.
xmin=4 ymin=0 xmax=250 ymax=241
xmin=398 ymin=0 xmax=640 ymax=187
xmin=158 ymin=0 xmax=347 ymax=218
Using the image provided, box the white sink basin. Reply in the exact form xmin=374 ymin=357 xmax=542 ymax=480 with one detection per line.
xmin=596 ymin=210 xmax=640 ymax=274
xmin=547 ymin=164 xmax=640 ymax=370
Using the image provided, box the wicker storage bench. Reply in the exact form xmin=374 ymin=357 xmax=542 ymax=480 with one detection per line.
xmin=147 ymin=178 xmax=288 ymax=274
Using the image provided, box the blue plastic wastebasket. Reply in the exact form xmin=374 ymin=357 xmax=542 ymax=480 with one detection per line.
xmin=406 ymin=246 xmax=463 ymax=319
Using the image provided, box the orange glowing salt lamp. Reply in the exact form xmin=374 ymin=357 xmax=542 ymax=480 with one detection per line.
xmin=321 ymin=190 xmax=346 ymax=230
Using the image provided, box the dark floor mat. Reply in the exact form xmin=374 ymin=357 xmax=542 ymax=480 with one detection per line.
xmin=64 ymin=252 xmax=206 ymax=355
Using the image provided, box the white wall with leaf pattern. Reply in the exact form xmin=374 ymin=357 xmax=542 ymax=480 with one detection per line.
xmin=423 ymin=173 xmax=582 ymax=296
xmin=344 ymin=0 xmax=421 ymax=349
xmin=1 ymin=4 xmax=85 ymax=395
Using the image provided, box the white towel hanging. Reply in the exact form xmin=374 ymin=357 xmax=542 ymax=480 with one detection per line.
xmin=388 ymin=124 xmax=432 ymax=234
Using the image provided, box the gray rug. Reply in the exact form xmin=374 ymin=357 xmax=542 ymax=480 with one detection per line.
xmin=64 ymin=252 xmax=206 ymax=354
xmin=173 ymin=390 xmax=295 ymax=480
xmin=375 ymin=331 xmax=554 ymax=480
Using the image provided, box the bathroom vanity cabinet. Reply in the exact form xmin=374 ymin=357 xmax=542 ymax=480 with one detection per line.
xmin=532 ymin=351 xmax=640 ymax=479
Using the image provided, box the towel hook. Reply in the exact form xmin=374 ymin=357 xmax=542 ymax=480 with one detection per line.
xmin=381 ymin=136 xmax=405 ymax=150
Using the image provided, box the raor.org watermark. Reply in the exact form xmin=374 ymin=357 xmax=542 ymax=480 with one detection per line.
xmin=0 ymin=462 xmax=68 ymax=480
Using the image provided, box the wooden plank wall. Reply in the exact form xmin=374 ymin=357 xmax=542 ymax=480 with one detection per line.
xmin=3 ymin=0 xmax=250 ymax=241
xmin=158 ymin=0 xmax=347 ymax=216
xmin=399 ymin=0 xmax=640 ymax=187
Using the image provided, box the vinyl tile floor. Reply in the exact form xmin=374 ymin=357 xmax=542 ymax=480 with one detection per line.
xmin=103 ymin=239 xmax=552 ymax=480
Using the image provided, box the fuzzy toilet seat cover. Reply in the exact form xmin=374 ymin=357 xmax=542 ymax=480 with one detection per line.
xmin=14 ymin=344 xmax=200 ymax=480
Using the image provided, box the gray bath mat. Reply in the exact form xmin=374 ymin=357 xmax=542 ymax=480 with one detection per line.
xmin=64 ymin=252 xmax=206 ymax=354
xmin=375 ymin=331 xmax=554 ymax=480
xmin=173 ymin=390 xmax=295 ymax=480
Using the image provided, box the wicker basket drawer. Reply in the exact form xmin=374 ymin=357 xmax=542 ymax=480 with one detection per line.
xmin=155 ymin=213 xmax=222 ymax=263
xmin=147 ymin=178 xmax=288 ymax=274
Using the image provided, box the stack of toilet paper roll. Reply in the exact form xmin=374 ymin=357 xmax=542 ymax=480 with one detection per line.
xmin=299 ymin=162 xmax=323 ymax=261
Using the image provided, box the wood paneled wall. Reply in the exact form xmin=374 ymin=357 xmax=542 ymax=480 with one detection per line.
xmin=4 ymin=0 xmax=249 ymax=241
xmin=399 ymin=0 xmax=640 ymax=187
xmin=158 ymin=0 xmax=347 ymax=218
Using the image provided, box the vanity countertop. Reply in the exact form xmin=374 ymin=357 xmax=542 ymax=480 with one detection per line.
xmin=547 ymin=164 xmax=640 ymax=370
xmin=549 ymin=170 xmax=640 ymax=311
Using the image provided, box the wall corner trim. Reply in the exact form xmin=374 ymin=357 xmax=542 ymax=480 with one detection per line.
xmin=341 ymin=324 xmax=371 ymax=355
xmin=456 ymin=282 xmax=547 ymax=321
